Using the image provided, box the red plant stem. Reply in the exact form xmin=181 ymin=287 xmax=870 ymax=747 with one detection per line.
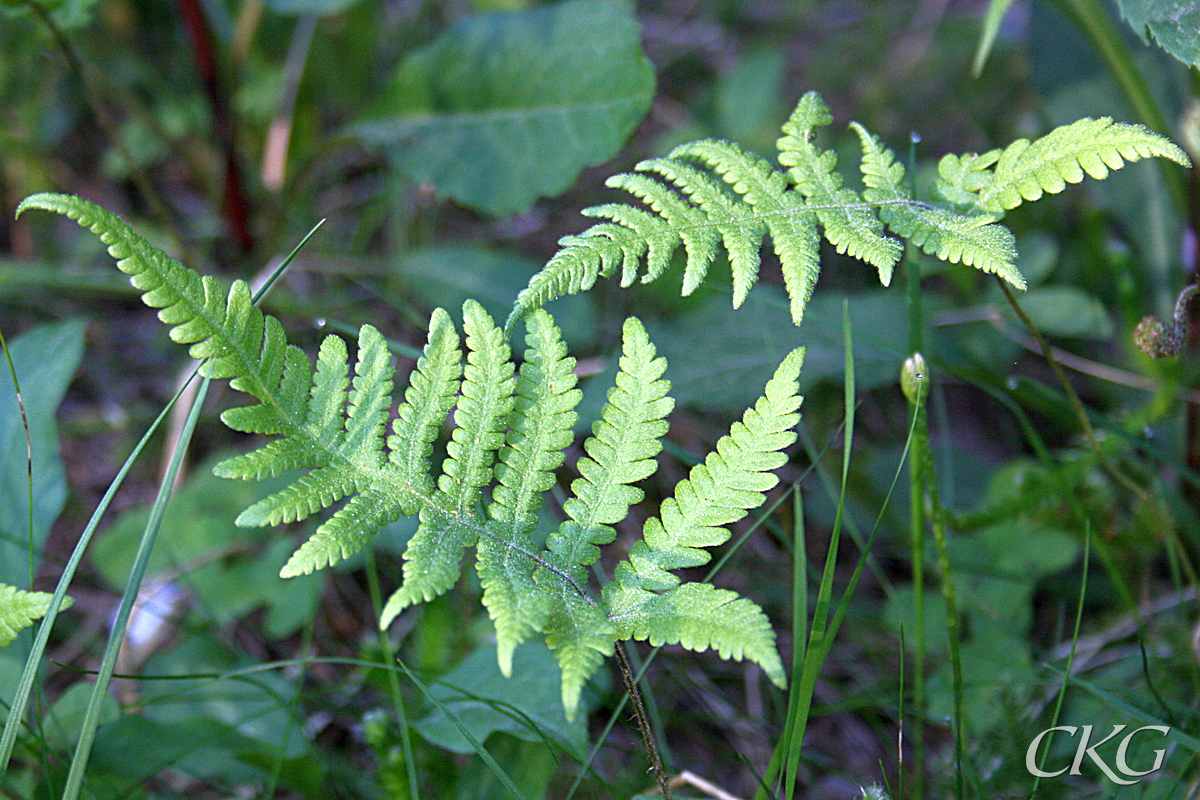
xmin=175 ymin=0 xmax=254 ymax=253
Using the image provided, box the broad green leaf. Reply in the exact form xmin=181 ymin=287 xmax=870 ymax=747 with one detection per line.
xmin=354 ymin=0 xmax=654 ymax=216
xmin=414 ymin=642 xmax=590 ymax=760
xmin=1118 ymin=0 xmax=1200 ymax=68
xmin=91 ymin=458 xmax=323 ymax=639
xmin=44 ymin=682 xmax=119 ymax=751
xmin=0 ymin=320 xmax=85 ymax=588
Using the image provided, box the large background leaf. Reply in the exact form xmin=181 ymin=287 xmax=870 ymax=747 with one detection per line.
xmin=355 ymin=0 xmax=654 ymax=216
xmin=0 ymin=320 xmax=84 ymax=589
xmin=1118 ymin=0 xmax=1200 ymax=68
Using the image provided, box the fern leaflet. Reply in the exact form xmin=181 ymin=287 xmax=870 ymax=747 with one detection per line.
xmin=0 ymin=585 xmax=71 ymax=647
xmin=935 ymin=116 xmax=1191 ymax=214
xmin=850 ymin=122 xmax=1023 ymax=288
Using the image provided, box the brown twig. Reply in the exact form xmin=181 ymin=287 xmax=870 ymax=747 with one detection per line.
xmin=614 ymin=642 xmax=673 ymax=800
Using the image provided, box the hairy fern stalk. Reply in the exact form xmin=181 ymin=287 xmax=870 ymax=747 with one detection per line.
xmin=15 ymin=91 xmax=1188 ymax=717
xmin=509 ymin=92 xmax=1189 ymax=328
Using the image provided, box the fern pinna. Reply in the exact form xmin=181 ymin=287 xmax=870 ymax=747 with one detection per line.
xmin=509 ymin=91 xmax=1189 ymax=329
xmin=17 ymin=192 xmax=797 ymax=717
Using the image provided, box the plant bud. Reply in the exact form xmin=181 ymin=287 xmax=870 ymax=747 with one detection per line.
xmin=901 ymin=352 xmax=927 ymax=405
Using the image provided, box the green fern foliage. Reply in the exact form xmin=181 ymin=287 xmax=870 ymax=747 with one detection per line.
xmin=934 ymin=116 xmax=1190 ymax=214
xmin=850 ymin=122 xmax=1023 ymax=288
xmin=777 ymin=92 xmax=902 ymax=282
xmin=0 ymin=585 xmax=71 ymax=647
xmin=19 ymin=193 xmax=800 ymax=719
xmin=510 ymin=92 xmax=1190 ymax=329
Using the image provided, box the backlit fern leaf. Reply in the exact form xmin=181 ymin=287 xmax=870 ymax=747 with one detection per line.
xmin=539 ymin=317 xmax=672 ymax=713
xmin=935 ymin=117 xmax=1191 ymax=214
xmin=0 ymin=585 xmax=72 ymax=647
xmin=602 ymin=347 xmax=804 ymax=692
xmin=777 ymin=91 xmax=902 ymax=282
xmin=481 ymin=310 xmax=580 ymax=674
xmin=850 ymin=122 xmax=1024 ymax=288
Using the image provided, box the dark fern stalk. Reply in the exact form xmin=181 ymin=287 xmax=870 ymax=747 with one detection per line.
xmin=1134 ymin=282 xmax=1199 ymax=358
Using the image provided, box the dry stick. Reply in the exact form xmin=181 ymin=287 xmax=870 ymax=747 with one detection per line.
xmin=614 ymin=642 xmax=673 ymax=800
xmin=26 ymin=1 xmax=192 ymax=268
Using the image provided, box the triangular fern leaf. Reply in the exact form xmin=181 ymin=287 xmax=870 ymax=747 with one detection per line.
xmin=605 ymin=582 xmax=785 ymax=688
xmin=546 ymin=317 xmax=672 ymax=585
xmin=387 ymin=308 xmax=463 ymax=515
xmin=850 ymin=122 xmax=1024 ymax=289
xmin=776 ymin=92 xmax=902 ymax=282
xmin=508 ymin=136 xmax=823 ymax=329
xmin=611 ymin=347 xmax=804 ymax=593
xmin=482 ymin=310 xmax=580 ymax=675
xmin=936 ymin=118 xmax=1191 ymax=214
xmin=0 ymin=584 xmax=72 ymax=647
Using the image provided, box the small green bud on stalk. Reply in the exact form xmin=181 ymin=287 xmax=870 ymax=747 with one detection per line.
xmin=901 ymin=352 xmax=927 ymax=406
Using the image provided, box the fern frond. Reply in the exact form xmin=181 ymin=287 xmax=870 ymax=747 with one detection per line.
xmin=777 ymin=92 xmax=902 ymax=282
xmin=239 ymin=326 xmax=394 ymax=529
xmin=278 ymin=317 xmax=463 ymax=578
xmin=439 ymin=301 xmax=516 ymax=514
xmin=605 ymin=583 xmax=785 ymax=688
xmin=537 ymin=316 xmax=671 ymax=717
xmin=608 ymin=346 xmax=805 ymax=595
xmin=481 ymin=310 xmax=580 ymax=674
xmin=935 ymin=117 xmax=1191 ymax=214
xmin=544 ymin=595 xmax=616 ymax=719
xmin=672 ymin=139 xmax=823 ymax=323
xmin=380 ymin=302 xmax=514 ymax=624
xmin=0 ymin=585 xmax=72 ymax=647
xmin=16 ymin=194 xmax=295 ymax=399
xmin=547 ymin=317 xmax=673 ymax=582
xmin=386 ymin=309 xmax=464 ymax=514
xmin=507 ymin=137 xmax=823 ymax=328
xmin=850 ymin=123 xmax=1024 ymax=289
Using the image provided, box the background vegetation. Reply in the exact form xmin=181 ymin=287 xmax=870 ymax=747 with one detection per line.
xmin=2 ymin=0 xmax=1200 ymax=797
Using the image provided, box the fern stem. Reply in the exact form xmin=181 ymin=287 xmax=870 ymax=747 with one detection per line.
xmin=0 ymin=328 xmax=34 ymax=590
xmin=24 ymin=0 xmax=192 ymax=266
xmin=613 ymin=642 xmax=672 ymax=799
xmin=906 ymin=393 xmax=926 ymax=800
xmin=997 ymin=278 xmax=1146 ymax=492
